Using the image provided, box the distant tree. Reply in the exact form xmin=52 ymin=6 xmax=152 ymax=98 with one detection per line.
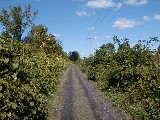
xmin=0 ymin=4 xmax=37 ymax=41
xmin=1 ymin=31 xmax=11 ymax=38
xmin=95 ymin=43 xmax=115 ymax=56
xmin=93 ymin=43 xmax=115 ymax=64
xmin=69 ymin=51 xmax=80 ymax=62
xmin=158 ymin=44 xmax=160 ymax=51
xmin=113 ymin=36 xmax=130 ymax=50
xmin=118 ymin=38 xmax=130 ymax=51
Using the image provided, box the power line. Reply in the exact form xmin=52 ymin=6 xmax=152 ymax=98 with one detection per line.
xmin=86 ymin=0 xmax=128 ymax=55
xmin=88 ymin=0 xmax=118 ymax=38
xmin=90 ymin=0 xmax=128 ymax=38
xmin=88 ymin=0 xmax=111 ymax=37
xmin=89 ymin=8 xmax=112 ymax=38
xmin=92 ymin=0 xmax=110 ymax=28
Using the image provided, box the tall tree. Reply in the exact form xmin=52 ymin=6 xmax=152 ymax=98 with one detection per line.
xmin=0 ymin=4 xmax=37 ymax=41
xmin=26 ymin=24 xmax=64 ymax=55
xmin=26 ymin=24 xmax=48 ymax=45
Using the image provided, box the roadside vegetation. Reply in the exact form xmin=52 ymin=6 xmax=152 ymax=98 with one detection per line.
xmin=78 ymin=36 xmax=160 ymax=120
xmin=0 ymin=5 xmax=69 ymax=119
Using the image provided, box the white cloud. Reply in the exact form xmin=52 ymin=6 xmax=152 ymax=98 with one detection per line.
xmin=116 ymin=2 xmax=123 ymax=10
xmin=87 ymin=27 xmax=96 ymax=30
xmin=86 ymin=0 xmax=124 ymax=10
xmin=76 ymin=11 xmax=93 ymax=16
xmin=154 ymin=13 xmax=160 ymax=20
xmin=93 ymin=36 xmax=97 ymax=39
xmin=113 ymin=18 xmax=141 ymax=29
xmin=105 ymin=35 xmax=112 ymax=39
xmin=143 ymin=13 xmax=160 ymax=21
xmin=143 ymin=16 xmax=151 ymax=21
xmin=126 ymin=0 xmax=148 ymax=6
xmin=96 ymin=42 xmax=101 ymax=45
xmin=87 ymin=0 xmax=115 ymax=8
xmin=53 ymin=33 xmax=62 ymax=37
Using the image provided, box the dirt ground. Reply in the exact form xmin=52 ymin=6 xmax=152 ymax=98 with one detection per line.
xmin=52 ymin=64 xmax=131 ymax=120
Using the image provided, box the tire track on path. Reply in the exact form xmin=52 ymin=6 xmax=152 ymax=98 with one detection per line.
xmin=60 ymin=65 xmax=75 ymax=120
xmin=74 ymin=68 xmax=102 ymax=120
xmin=57 ymin=64 xmax=131 ymax=120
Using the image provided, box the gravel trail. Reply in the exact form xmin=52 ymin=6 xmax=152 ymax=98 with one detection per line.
xmin=54 ymin=64 xmax=131 ymax=120
xmin=60 ymin=66 xmax=75 ymax=120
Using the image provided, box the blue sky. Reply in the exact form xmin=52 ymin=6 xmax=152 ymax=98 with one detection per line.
xmin=0 ymin=0 xmax=160 ymax=57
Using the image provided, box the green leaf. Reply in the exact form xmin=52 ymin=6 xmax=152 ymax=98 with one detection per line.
xmin=12 ymin=63 xmax=19 ymax=69
xmin=7 ymin=112 xmax=12 ymax=117
xmin=0 ymin=45 xmax=3 ymax=50
xmin=32 ymin=110 xmax=36 ymax=114
xmin=30 ymin=102 xmax=34 ymax=107
xmin=0 ymin=86 xmax=2 ymax=91
xmin=4 ymin=58 xmax=9 ymax=64
xmin=11 ymin=103 xmax=17 ymax=109
xmin=0 ymin=93 xmax=2 ymax=98
xmin=0 ymin=113 xmax=7 ymax=119
xmin=38 ymin=107 xmax=41 ymax=111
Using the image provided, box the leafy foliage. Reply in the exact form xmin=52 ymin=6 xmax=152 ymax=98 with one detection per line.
xmin=25 ymin=24 xmax=64 ymax=56
xmin=78 ymin=36 xmax=160 ymax=119
xmin=0 ymin=36 xmax=69 ymax=119
xmin=0 ymin=4 xmax=37 ymax=41
xmin=0 ymin=5 xmax=69 ymax=120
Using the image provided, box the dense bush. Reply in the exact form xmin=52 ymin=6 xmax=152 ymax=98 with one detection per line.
xmin=78 ymin=37 xmax=160 ymax=119
xmin=0 ymin=4 xmax=69 ymax=119
xmin=0 ymin=36 xmax=69 ymax=119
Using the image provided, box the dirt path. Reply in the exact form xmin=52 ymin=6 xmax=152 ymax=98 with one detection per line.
xmin=53 ymin=64 xmax=131 ymax=120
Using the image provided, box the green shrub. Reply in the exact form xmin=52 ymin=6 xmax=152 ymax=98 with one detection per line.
xmin=78 ymin=37 xmax=160 ymax=119
xmin=0 ymin=36 xmax=69 ymax=119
